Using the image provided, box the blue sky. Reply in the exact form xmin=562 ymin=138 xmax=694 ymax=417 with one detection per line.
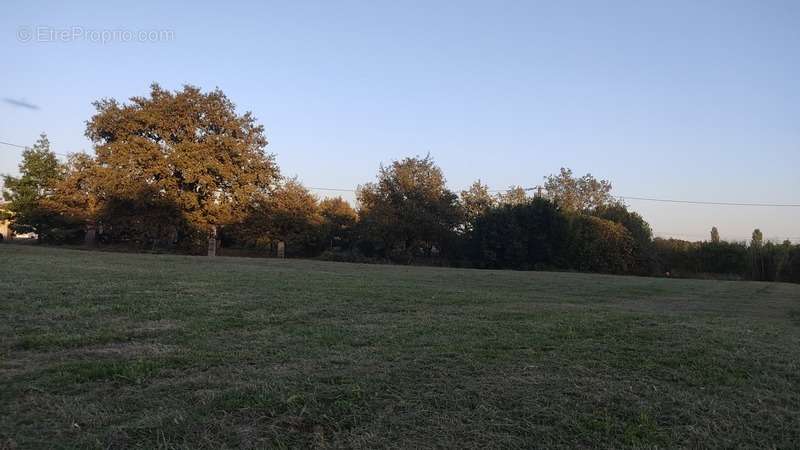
xmin=1 ymin=0 xmax=798 ymax=242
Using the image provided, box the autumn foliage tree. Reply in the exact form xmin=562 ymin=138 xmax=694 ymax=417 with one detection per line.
xmin=496 ymin=185 xmax=528 ymax=206
xmin=85 ymin=83 xmax=280 ymax=248
xmin=543 ymin=168 xmax=616 ymax=212
xmin=41 ymin=153 xmax=103 ymax=243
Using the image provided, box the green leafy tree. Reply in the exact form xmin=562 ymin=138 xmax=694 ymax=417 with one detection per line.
xmin=1 ymin=133 xmax=65 ymax=240
xmin=749 ymin=229 xmax=766 ymax=280
xmin=710 ymin=226 xmax=720 ymax=243
xmin=469 ymin=197 xmax=569 ymax=269
xmin=653 ymin=237 xmax=750 ymax=279
xmin=460 ymin=180 xmax=495 ymax=232
xmin=779 ymin=244 xmax=800 ymax=283
xmin=567 ymin=215 xmax=635 ymax=274
xmin=751 ymin=229 xmax=764 ymax=248
xmin=594 ymin=203 xmax=656 ymax=275
xmin=357 ymin=155 xmax=461 ymax=260
xmin=229 ymin=179 xmax=322 ymax=256
xmin=85 ymin=83 xmax=280 ymax=249
xmin=319 ymin=196 xmax=358 ymax=250
xmin=543 ymin=168 xmax=616 ymax=212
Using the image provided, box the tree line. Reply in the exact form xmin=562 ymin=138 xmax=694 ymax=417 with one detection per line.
xmin=3 ymin=84 xmax=798 ymax=283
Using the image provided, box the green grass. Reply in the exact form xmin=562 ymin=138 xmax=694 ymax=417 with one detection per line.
xmin=1 ymin=244 xmax=799 ymax=449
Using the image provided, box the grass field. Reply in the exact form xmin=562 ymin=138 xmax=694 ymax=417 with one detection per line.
xmin=1 ymin=244 xmax=799 ymax=449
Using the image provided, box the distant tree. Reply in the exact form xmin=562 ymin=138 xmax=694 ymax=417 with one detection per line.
xmin=594 ymin=203 xmax=656 ymax=275
xmin=567 ymin=215 xmax=635 ymax=274
xmin=470 ymin=197 xmax=569 ymax=269
xmin=751 ymin=229 xmax=764 ymax=248
xmin=543 ymin=168 xmax=616 ymax=212
xmin=749 ymin=229 xmax=766 ymax=280
xmin=653 ymin=237 xmax=751 ymax=279
xmin=497 ymin=185 xmax=528 ymax=206
xmin=85 ymin=83 xmax=280 ymax=249
xmin=357 ymin=155 xmax=461 ymax=260
xmin=460 ymin=180 xmax=495 ymax=231
xmin=231 ymin=179 xmax=322 ymax=256
xmin=1 ymin=133 xmax=65 ymax=240
xmin=319 ymin=196 xmax=357 ymax=250
xmin=710 ymin=226 xmax=720 ymax=243
xmin=696 ymin=240 xmax=749 ymax=276
xmin=779 ymin=245 xmax=800 ymax=283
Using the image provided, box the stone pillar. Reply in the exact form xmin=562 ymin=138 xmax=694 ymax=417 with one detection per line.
xmin=207 ymin=226 xmax=217 ymax=257
xmin=84 ymin=222 xmax=96 ymax=245
xmin=276 ymin=240 xmax=285 ymax=259
xmin=207 ymin=237 xmax=217 ymax=257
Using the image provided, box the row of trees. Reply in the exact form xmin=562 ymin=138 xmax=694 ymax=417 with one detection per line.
xmin=3 ymin=84 xmax=798 ymax=283
xmin=655 ymin=229 xmax=800 ymax=282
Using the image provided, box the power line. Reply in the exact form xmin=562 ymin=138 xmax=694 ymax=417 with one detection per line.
xmin=0 ymin=140 xmax=29 ymax=149
xmin=306 ymin=187 xmax=800 ymax=208
xmin=307 ymin=186 xmax=530 ymax=193
xmin=616 ymin=195 xmax=800 ymax=208
xmin=0 ymin=140 xmax=71 ymax=157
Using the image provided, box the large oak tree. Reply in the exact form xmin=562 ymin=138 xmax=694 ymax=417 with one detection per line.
xmin=85 ymin=83 xmax=279 ymax=245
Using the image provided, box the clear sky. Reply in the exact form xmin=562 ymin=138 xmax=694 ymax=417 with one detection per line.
xmin=1 ymin=0 xmax=798 ymax=242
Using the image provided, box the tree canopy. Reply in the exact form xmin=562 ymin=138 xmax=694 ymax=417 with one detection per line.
xmin=3 ymin=83 xmax=796 ymax=284
xmin=543 ymin=168 xmax=616 ymax=212
xmin=357 ymin=155 xmax=461 ymax=259
xmin=460 ymin=180 xmax=495 ymax=231
xmin=85 ymin=83 xmax=280 ymax=241
xmin=2 ymin=133 xmax=65 ymax=239
xmin=497 ymin=185 xmax=528 ymax=206
xmin=319 ymin=196 xmax=358 ymax=250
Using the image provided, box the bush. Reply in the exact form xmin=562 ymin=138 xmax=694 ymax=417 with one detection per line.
xmin=567 ymin=215 xmax=635 ymax=274
xmin=594 ymin=204 xmax=657 ymax=275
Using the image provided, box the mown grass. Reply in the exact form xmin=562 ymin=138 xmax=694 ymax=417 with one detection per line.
xmin=1 ymin=243 xmax=798 ymax=449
